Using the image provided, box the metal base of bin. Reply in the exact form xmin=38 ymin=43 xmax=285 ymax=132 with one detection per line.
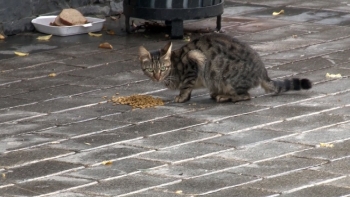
xmin=123 ymin=0 xmax=224 ymax=39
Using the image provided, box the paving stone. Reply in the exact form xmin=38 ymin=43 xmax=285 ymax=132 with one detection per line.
xmin=218 ymin=141 xmax=309 ymax=162
xmin=233 ymin=19 xmax=292 ymax=34
xmin=55 ymin=144 xmax=149 ymax=165
xmin=237 ymin=23 xmax=329 ymax=44
xmin=296 ymin=66 xmax=350 ymax=83
xmin=238 ymin=91 xmax=320 ymax=107
xmin=0 ymin=147 xmax=73 ymax=168
xmin=310 ymin=78 xmax=350 ymax=94
xmin=38 ymin=118 xmax=130 ymax=138
xmin=0 ymin=74 xmax=91 ymax=95
xmin=223 ymin=4 xmax=268 ymax=17
xmin=69 ymin=71 xmax=148 ymax=89
xmin=12 ymin=84 xmax=97 ymax=101
xmin=227 ymin=0 xmax=303 ymax=6
xmin=0 ymin=62 xmax=78 ymax=79
xmin=46 ymin=41 xmax=126 ymax=57
xmin=264 ymin=113 xmax=349 ymax=133
xmin=0 ymin=109 xmax=46 ymax=124
xmin=322 ymin=49 xmax=350 ymax=65
xmin=12 ymin=96 xmax=107 ymax=114
xmin=66 ymin=60 xmax=139 ymax=77
xmin=160 ymin=171 xmax=258 ymax=195
xmin=1 ymin=160 xmax=83 ymax=184
xmin=0 ymin=176 xmax=93 ymax=197
xmin=139 ymin=142 xmax=228 ymax=163
xmin=203 ymin=128 xmax=294 ymax=148
xmin=280 ymin=184 xmax=350 ymax=197
xmin=202 ymin=186 xmax=279 ymax=197
xmin=125 ymin=189 xmax=191 ymax=197
xmin=61 ymin=51 xmax=135 ymax=68
xmin=253 ymin=104 xmax=330 ymax=119
xmin=300 ymin=25 xmax=350 ymax=41
xmin=50 ymin=131 xmax=140 ymax=152
xmin=247 ymin=169 xmax=342 ymax=192
xmin=326 ymin=176 xmax=350 ymax=188
xmin=323 ymin=106 xmax=350 ymax=117
xmin=294 ymin=139 xmax=350 ymax=160
xmin=145 ymin=156 xmax=246 ymax=178
xmin=271 ymin=56 xmax=334 ymax=72
xmin=0 ymin=52 xmax=69 ymax=71
xmin=177 ymin=103 xmax=267 ymax=122
xmin=48 ymin=192 xmax=105 ymax=197
xmin=101 ymin=115 xmax=205 ymax=140
xmin=20 ymin=103 xmax=127 ymax=126
xmin=314 ymin=157 xmax=350 ymax=175
xmin=229 ymin=156 xmax=327 ymax=178
xmin=192 ymin=114 xmax=281 ymax=134
xmin=65 ymin=158 xmax=165 ymax=180
xmin=75 ymin=173 xmax=178 ymax=196
xmin=101 ymin=105 xmax=191 ymax=124
xmin=280 ymin=122 xmax=350 ymax=146
xmin=251 ymin=36 xmax=322 ymax=55
xmin=245 ymin=7 xmax=342 ymax=22
xmin=125 ymin=129 xmax=218 ymax=150
xmin=0 ymin=121 xmax=52 ymax=141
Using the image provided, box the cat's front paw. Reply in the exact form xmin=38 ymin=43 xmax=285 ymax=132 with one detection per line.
xmin=175 ymin=95 xmax=190 ymax=103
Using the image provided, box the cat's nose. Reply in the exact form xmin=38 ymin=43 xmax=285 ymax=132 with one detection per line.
xmin=153 ymin=73 xmax=161 ymax=81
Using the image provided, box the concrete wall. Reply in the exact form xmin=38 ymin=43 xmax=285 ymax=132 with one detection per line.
xmin=0 ymin=0 xmax=123 ymax=35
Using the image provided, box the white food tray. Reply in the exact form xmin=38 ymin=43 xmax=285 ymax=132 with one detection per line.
xmin=31 ymin=16 xmax=106 ymax=36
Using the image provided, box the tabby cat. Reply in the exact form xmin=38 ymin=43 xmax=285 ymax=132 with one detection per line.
xmin=138 ymin=33 xmax=311 ymax=103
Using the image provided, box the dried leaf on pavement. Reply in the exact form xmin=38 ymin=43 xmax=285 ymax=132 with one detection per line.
xmin=0 ymin=34 xmax=5 ymax=40
xmin=88 ymin=32 xmax=103 ymax=37
xmin=106 ymin=30 xmax=115 ymax=35
xmin=320 ymin=143 xmax=334 ymax=148
xmin=102 ymin=160 xmax=113 ymax=165
xmin=326 ymin=73 xmax=342 ymax=79
xmin=99 ymin=42 xmax=113 ymax=49
xmin=273 ymin=10 xmax=284 ymax=16
xmin=14 ymin=51 xmax=29 ymax=56
xmin=48 ymin=73 xmax=57 ymax=77
xmin=37 ymin=34 xmax=53 ymax=41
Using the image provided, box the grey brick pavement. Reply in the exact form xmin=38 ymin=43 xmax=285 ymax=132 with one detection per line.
xmin=1 ymin=0 xmax=350 ymax=196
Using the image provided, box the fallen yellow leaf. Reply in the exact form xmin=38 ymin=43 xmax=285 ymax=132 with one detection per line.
xmin=88 ymin=32 xmax=103 ymax=37
xmin=175 ymin=190 xmax=183 ymax=194
xmin=99 ymin=42 xmax=113 ymax=49
xmin=273 ymin=10 xmax=284 ymax=16
xmin=14 ymin=51 xmax=29 ymax=56
xmin=106 ymin=30 xmax=115 ymax=35
xmin=37 ymin=34 xmax=52 ymax=41
xmin=183 ymin=36 xmax=191 ymax=42
xmin=48 ymin=73 xmax=57 ymax=77
xmin=102 ymin=160 xmax=113 ymax=165
xmin=2 ymin=173 xmax=5 ymax=179
xmin=326 ymin=73 xmax=342 ymax=79
xmin=320 ymin=143 xmax=334 ymax=148
xmin=0 ymin=34 xmax=5 ymax=40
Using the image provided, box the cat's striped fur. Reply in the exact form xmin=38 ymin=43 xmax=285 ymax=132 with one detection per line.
xmin=139 ymin=33 xmax=312 ymax=103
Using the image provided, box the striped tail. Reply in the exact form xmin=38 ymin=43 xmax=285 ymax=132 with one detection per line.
xmin=262 ymin=78 xmax=312 ymax=94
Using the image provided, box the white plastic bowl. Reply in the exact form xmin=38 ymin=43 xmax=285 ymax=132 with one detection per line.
xmin=31 ymin=16 xmax=106 ymax=36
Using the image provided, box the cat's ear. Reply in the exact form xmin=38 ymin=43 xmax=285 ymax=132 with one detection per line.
xmin=160 ymin=41 xmax=172 ymax=60
xmin=139 ymin=46 xmax=151 ymax=62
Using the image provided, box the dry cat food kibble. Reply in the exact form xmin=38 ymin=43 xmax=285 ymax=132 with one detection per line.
xmin=110 ymin=94 xmax=164 ymax=109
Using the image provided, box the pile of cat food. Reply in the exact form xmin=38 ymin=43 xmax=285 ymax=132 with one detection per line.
xmin=50 ymin=8 xmax=88 ymax=26
xmin=110 ymin=94 xmax=164 ymax=109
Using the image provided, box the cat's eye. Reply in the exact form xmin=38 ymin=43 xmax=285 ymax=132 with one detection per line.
xmin=146 ymin=68 xmax=154 ymax=72
xmin=160 ymin=66 xmax=167 ymax=71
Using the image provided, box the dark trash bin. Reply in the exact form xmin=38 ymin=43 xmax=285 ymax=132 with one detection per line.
xmin=123 ymin=0 xmax=224 ymax=38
